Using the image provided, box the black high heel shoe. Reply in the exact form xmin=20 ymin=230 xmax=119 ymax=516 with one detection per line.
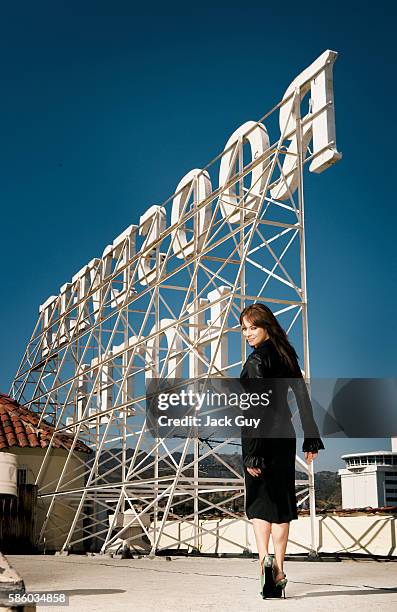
xmin=273 ymin=569 xmax=287 ymax=599
xmin=258 ymin=555 xmax=272 ymax=597
xmin=260 ymin=555 xmax=283 ymax=599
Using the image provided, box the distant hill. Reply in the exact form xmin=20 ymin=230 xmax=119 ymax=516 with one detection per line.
xmin=296 ymin=469 xmax=342 ymax=510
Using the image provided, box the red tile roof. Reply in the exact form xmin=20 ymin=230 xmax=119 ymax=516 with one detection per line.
xmin=0 ymin=393 xmax=92 ymax=454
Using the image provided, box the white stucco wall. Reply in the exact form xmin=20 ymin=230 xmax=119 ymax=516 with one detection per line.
xmin=155 ymin=514 xmax=397 ymax=556
xmin=339 ymin=468 xmax=380 ymax=508
xmin=2 ymin=447 xmax=90 ymax=552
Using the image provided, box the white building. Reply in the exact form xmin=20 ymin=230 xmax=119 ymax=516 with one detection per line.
xmin=338 ymin=437 xmax=397 ymax=509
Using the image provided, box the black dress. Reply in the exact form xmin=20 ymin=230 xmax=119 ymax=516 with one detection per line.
xmin=240 ymin=338 xmax=324 ymax=523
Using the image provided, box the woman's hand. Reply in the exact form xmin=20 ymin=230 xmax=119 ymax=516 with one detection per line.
xmin=304 ymin=451 xmax=318 ymax=464
xmin=246 ymin=466 xmax=262 ymax=477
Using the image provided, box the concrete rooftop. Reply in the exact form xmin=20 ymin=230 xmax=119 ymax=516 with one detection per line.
xmin=7 ymin=554 xmax=397 ymax=611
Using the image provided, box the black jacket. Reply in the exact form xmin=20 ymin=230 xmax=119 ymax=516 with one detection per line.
xmin=240 ymin=338 xmax=325 ymax=467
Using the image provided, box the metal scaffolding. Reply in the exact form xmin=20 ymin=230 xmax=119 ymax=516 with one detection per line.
xmin=10 ymin=51 xmax=341 ymax=555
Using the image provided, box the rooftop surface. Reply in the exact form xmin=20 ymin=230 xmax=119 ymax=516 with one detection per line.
xmin=7 ymin=554 xmax=397 ymax=611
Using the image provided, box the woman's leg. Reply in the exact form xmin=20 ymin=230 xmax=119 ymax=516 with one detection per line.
xmin=251 ymin=518 xmax=272 ymax=562
xmin=271 ymin=521 xmax=289 ymax=578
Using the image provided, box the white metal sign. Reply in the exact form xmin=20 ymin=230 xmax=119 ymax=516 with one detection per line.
xmin=11 ymin=50 xmax=341 ymax=555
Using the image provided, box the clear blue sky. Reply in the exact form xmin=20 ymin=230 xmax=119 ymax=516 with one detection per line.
xmin=0 ymin=2 xmax=395 ymax=470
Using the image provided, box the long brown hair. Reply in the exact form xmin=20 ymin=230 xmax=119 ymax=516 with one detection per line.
xmin=239 ymin=303 xmax=299 ymax=372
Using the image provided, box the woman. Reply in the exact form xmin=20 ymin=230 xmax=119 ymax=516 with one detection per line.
xmin=239 ymin=303 xmax=324 ymax=599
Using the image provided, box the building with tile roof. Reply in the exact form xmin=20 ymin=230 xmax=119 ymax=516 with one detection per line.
xmin=0 ymin=393 xmax=92 ymax=454
xmin=0 ymin=392 xmax=92 ymax=552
